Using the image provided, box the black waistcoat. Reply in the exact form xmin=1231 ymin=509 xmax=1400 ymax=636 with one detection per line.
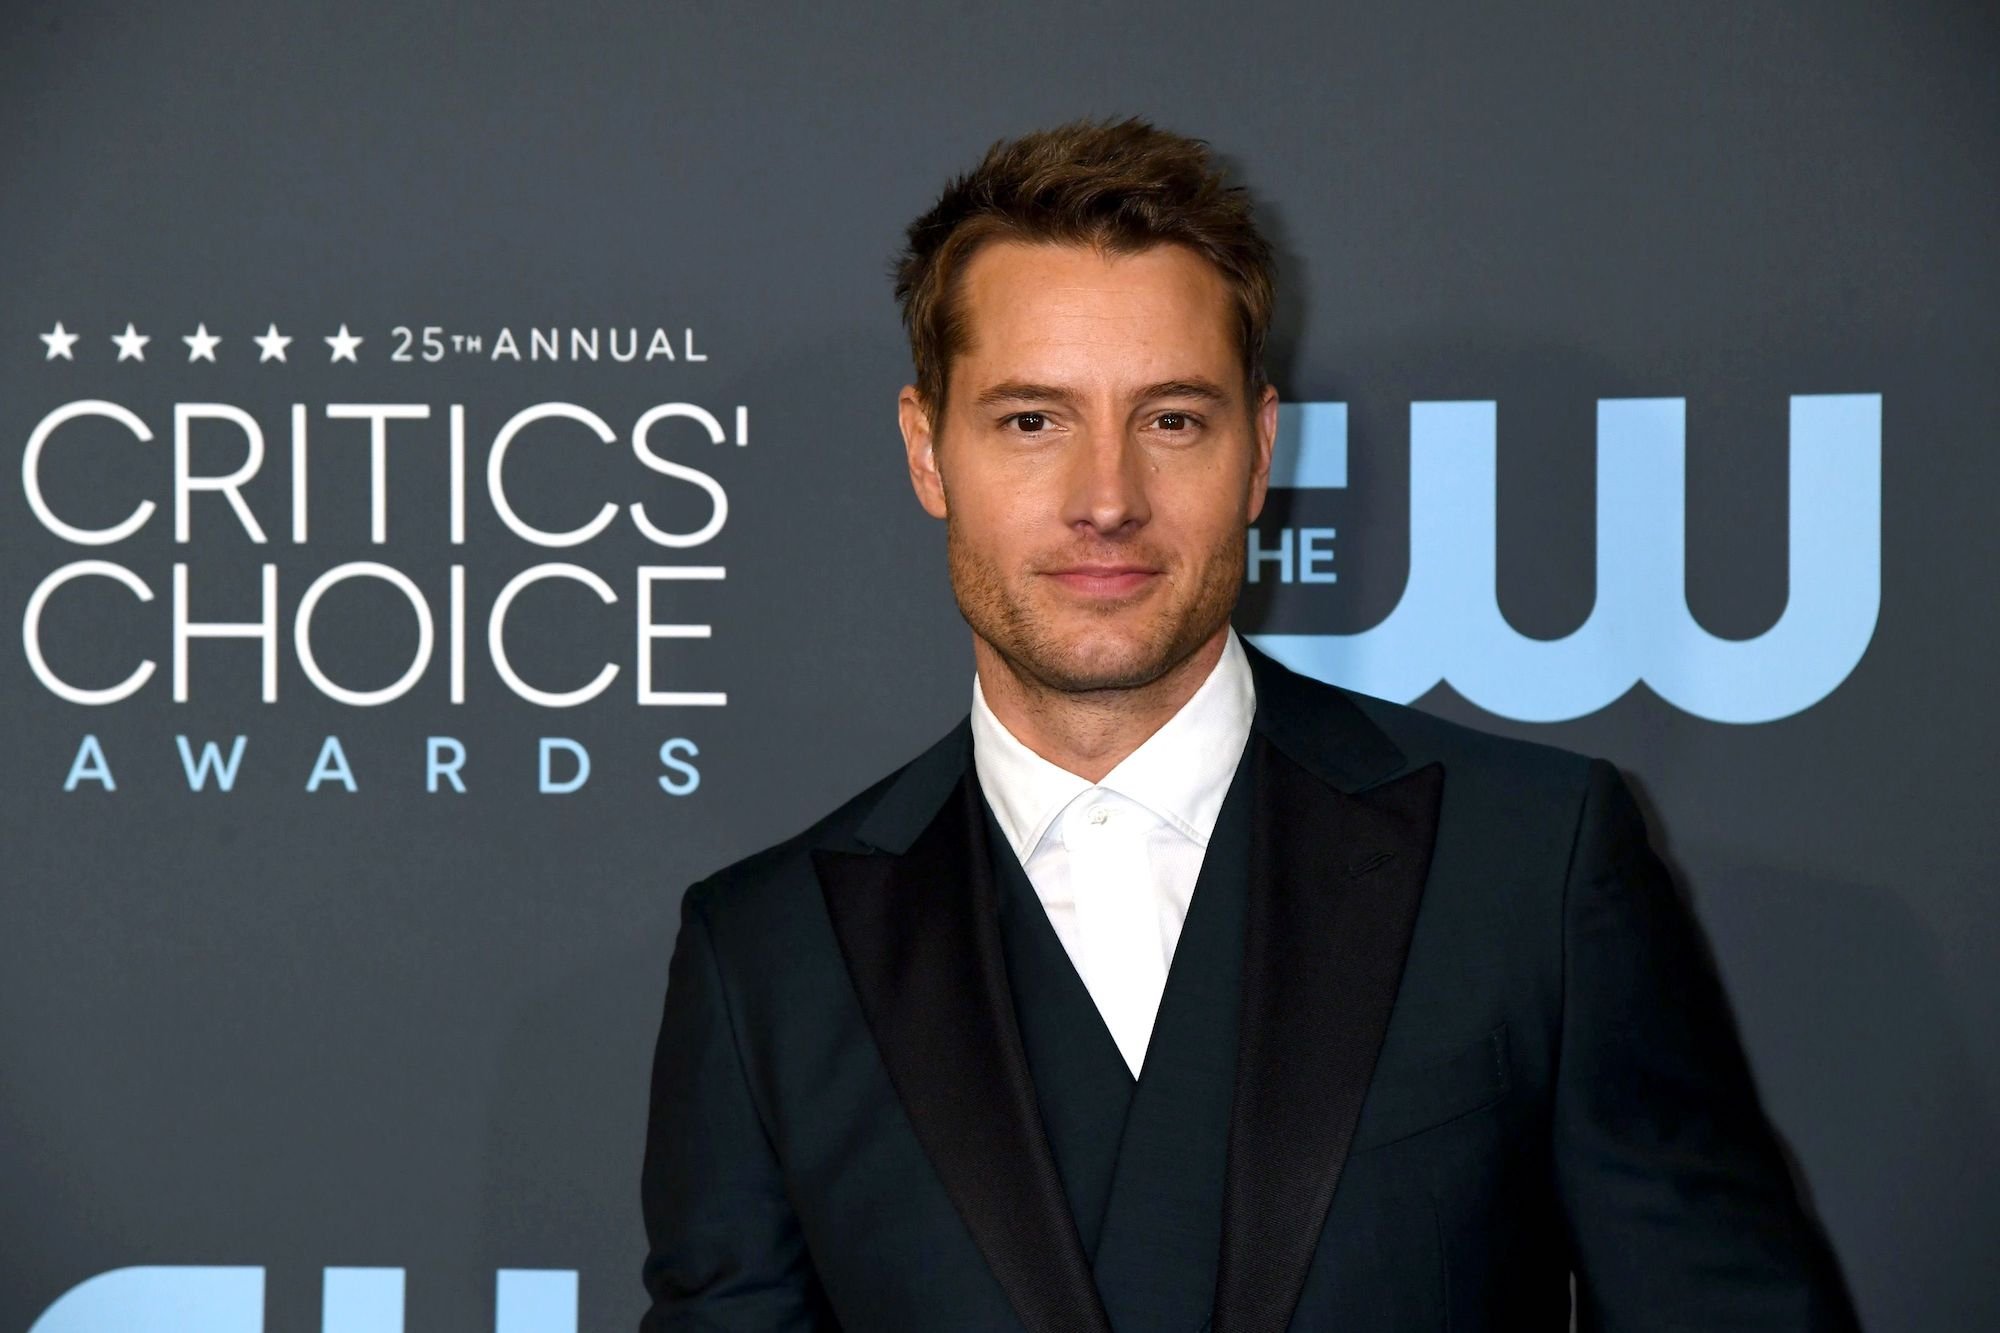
xmin=982 ymin=741 xmax=1256 ymax=1332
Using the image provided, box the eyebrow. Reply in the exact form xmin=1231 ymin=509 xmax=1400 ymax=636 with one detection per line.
xmin=970 ymin=378 xmax=1235 ymax=409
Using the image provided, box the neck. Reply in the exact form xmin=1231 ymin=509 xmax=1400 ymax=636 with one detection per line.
xmin=975 ymin=625 xmax=1231 ymax=783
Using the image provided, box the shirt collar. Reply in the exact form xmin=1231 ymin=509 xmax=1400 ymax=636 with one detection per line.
xmin=970 ymin=626 xmax=1258 ymax=862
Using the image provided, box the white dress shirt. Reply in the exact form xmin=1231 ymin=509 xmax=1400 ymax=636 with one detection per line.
xmin=970 ymin=628 xmax=1257 ymax=1077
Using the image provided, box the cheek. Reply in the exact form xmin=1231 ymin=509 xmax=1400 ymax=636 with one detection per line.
xmin=945 ymin=491 xmax=1034 ymax=568
xmin=1164 ymin=473 xmax=1248 ymax=540
xmin=955 ymin=468 xmax=1053 ymax=534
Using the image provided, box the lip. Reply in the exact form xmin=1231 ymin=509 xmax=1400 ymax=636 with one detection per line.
xmin=1045 ymin=566 xmax=1159 ymax=597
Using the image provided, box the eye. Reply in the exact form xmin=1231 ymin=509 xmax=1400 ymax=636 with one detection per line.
xmin=1006 ymin=412 xmax=1049 ymax=433
xmin=1152 ymin=411 xmax=1199 ymax=431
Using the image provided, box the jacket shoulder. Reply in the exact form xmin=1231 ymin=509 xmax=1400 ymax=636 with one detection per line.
xmin=680 ymin=722 xmax=960 ymax=925
xmin=1338 ymin=684 xmax=1598 ymax=809
xmin=1332 ymin=687 xmax=1613 ymax=925
xmin=1245 ymin=642 xmax=1598 ymax=813
xmin=683 ymin=769 xmax=891 ymax=916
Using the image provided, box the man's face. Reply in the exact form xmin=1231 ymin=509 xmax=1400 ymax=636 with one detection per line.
xmin=899 ymin=239 xmax=1278 ymax=694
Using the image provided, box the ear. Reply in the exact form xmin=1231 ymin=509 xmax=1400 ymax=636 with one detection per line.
xmin=1245 ymin=381 xmax=1279 ymax=523
xmin=899 ymin=384 xmax=949 ymax=519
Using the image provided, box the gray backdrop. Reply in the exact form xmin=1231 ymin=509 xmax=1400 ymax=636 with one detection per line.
xmin=3 ymin=1 xmax=1995 ymax=1329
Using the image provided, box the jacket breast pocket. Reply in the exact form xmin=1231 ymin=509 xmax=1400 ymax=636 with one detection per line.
xmin=1347 ymin=1023 xmax=1509 ymax=1154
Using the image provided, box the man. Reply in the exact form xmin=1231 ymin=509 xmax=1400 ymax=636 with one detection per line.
xmin=640 ymin=119 xmax=1858 ymax=1331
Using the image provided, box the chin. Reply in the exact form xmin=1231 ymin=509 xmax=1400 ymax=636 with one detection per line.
xmin=1017 ymin=620 xmax=1188 ymax=693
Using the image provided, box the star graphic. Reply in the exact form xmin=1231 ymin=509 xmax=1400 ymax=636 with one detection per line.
xmin=40 ymin=321 xmax=79 ymax=361
xmin=111 ymin=323 xmax=150 ymax=361
xmin=325 ymin=324 xmax=363 ymax=363
xmin=253 ymin=323 xmax=293 ymax=363
xmin=183 ymin=323 xmax=221 ymax=362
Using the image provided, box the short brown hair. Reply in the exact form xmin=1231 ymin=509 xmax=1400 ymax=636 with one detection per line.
xmin=892 ymin=117 xmax=1276 ymax=420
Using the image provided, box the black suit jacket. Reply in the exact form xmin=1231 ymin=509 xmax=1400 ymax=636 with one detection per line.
xmin=640 ymin=644 xmax=1857 ymax=1330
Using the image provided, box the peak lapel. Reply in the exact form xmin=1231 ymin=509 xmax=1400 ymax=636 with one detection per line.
xmin=814 ymin=771 xmax=1111 ymax=1333
xmin=1214 ymin=739 xmax=1445 ymax=1333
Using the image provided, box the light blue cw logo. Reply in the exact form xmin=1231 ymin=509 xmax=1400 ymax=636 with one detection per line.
xmin=1248 ymin=396 xmax=1881 ymax=723
xmin=27 ymin=1266 xmax=576 ymax=1333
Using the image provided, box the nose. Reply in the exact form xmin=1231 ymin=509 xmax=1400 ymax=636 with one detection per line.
xmin=1061 ymin=427 xmax=1151 ymax=536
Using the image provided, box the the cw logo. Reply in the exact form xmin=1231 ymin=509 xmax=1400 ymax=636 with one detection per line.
xmin=1247 ymin=395 xmax=1881 ymax=724
xmin=27 ymin=1266 xmax=576 ymax=1333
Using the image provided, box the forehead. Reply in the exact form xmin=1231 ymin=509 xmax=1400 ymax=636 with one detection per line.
xmin=951 ymin=239 xmax=1238 ymax=392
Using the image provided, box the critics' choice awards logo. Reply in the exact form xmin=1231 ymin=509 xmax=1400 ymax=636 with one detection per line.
xmin=21 ymin=319 xmax=729 ymax=798
xmin=1250 ymin=396 xmax=1881 ymax=724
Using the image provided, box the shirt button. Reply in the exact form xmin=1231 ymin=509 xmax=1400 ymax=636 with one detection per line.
xmin=1087 ymin=806 xmax=1109 ymax=825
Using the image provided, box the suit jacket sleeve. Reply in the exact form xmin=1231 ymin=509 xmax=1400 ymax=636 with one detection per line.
xmin=1552 ymin=759 xmax=1859 ymax=1331
xmin=639 ymin=882 xmax=831 ymax=1331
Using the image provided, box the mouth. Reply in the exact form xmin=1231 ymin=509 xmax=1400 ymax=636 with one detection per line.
xmin=1043 ymin=564 xmax=1161 ymax=598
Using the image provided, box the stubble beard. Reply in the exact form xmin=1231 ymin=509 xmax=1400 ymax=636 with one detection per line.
xmin=946 ymin=519 xmax=1247 ymax=697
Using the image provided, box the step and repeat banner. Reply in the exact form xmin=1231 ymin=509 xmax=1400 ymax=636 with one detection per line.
xmin=4 ymin=2 xmax=1995 ymax=1330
